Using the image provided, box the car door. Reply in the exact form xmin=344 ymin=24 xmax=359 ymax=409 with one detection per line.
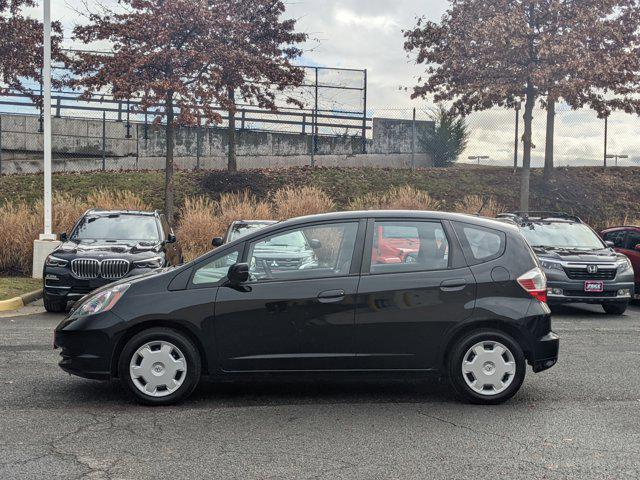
xmin=354 ymin=218 xmax=476 ymax=370
xmin=213 ymin=219 xmax=365 ymax=372
xmin=616 ymin=229 xmax=640 ymax=284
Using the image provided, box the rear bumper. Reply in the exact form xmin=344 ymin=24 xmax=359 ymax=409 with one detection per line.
xmin=529 ymin=332 xmax=560 ymax=372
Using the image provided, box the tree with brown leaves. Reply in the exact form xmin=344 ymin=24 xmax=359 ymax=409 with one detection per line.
xmin=404 ymin=0 xmax=640 ymax=210
xmin=70 ymin=0 xmax=306 ymax=222
xmin=0 ymin=0 xmax=63 ymax=96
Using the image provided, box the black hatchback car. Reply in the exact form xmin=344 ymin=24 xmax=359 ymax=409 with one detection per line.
xmin=44 ymin=210 xmax=182 ymax=312
xmin=54 ymin=211 xmax=558 ymax=405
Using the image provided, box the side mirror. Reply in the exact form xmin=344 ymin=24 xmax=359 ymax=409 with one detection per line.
xmin=59 ymin=232 xmax=68 ymax=242
xmin=309 ymin=239 xmax=322 ymax=250
xmin=227 ymin=263 xmax=249 ymax=284
xmin=605 ymin=240 xmax=615 ymax=248
xmin=167 ymin=233 xmax=177 ymax=243
xmin=634 ymin=244 xmax=640 ymax=252
xmin=212 ymin=237 xmax=224 ymax=248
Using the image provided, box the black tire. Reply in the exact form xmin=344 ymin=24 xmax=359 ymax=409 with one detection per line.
xmin=118 ymin=327 xmax=201 ymax=406
xmin=602 ymin=302 xmax=628 ymax=315
xmin=448 ymin=329 xmax=526 ymax=405
xmin=43 ymin=292 xmax=67 ymax=313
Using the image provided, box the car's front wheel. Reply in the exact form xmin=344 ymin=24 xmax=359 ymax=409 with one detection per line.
xmin=119 ymin=328 xmax=201 ymax=405
xmin=448 ymin=329 xmax=526 ymax=405
xmin=602 ymin=302 xmax=628 ymax=315
xmin=43 ymin=292 xmax=67 ymax=313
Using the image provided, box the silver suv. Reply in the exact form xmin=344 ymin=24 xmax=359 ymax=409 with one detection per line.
xmin=498 ymin=212 xmax=634 ymax=315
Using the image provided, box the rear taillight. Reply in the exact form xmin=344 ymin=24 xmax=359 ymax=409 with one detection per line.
xmin=517 ymin=267 xmax=547 ymax=303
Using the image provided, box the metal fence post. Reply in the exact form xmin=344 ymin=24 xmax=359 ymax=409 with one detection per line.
xmin=603 ymin=114 xmax=608 ymax=167
xmin=117 ymin=101 xmax=123 ymax=122
xmin=311 ymin=108 xmax=316 ymax=167
xmin=411 ymin=108 xmax=416 ymax=169
xmin=196 ymin=117 xmax=201 ymax=170
xmin=513 ymin=104 xmax=520 ymax=170
xmin=55 ymin=97 xmax=61 ymax=118
xmin=0 ymin=115 xmax=3 ymax=175
xmin=125 ymin=100 xmax=131 ymax=138
xmin=302 ymin=114 xmax=306 ymax=135
xmin=362 ymin=68 xmax=368 ymax=154
xmin=102 ymin=110 xmax=106 ymax=171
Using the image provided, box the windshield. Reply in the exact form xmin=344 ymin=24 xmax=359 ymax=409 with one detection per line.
xmin=256 ymin=231 xmax=308 ymax=250
xmin=228 ymin=223 xmax=273 ymax=242
xmin=519 ymin=222 xmax=604 ymax=250
xmin=71 ymin=215 xmax=160 ymax=242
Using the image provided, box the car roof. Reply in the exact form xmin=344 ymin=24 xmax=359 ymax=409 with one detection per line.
xmin=85 ymin=209 xmax=158 ymax=217
xmin=237 ymin=210 xmax=519 ymax=239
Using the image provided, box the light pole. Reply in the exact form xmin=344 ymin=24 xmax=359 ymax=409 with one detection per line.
xmin=606 ymin=154 xmax=628 ymax=167
xmin=469 ymin=155 xmax=489 ymax=165
xmin=32 ymin=0 xmax=59 ymax=278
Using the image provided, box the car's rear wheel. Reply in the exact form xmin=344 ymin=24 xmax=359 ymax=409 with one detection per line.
xmin=602 ymin=302 xmax=628 ymax=315
xmin=43 ymin=292 xmax=66 ymax=313
xmin=448 ymin=329 xmax=526 ymax=405
xmin=119 ymin=328 xmax=201 ymax=405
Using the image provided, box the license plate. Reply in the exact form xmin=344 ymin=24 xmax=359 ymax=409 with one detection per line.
xmin=584 ymin=281 xmax=604 ymax=293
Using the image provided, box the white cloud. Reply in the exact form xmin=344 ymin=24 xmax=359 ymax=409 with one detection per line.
xmin=334 ymin=8 xmax=398 ymax=32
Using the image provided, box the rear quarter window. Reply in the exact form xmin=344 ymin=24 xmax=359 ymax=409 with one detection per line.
xmin=453 ymin=222 xmax=506 ymax=265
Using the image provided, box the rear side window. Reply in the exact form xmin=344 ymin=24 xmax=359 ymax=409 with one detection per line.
xmin=369 ymin=220 xmax=449 ymax=274
xmin=625 ymin=231 xmax=640 ymax=250
xmin=453 ymin=222 xmax=505 ymax=265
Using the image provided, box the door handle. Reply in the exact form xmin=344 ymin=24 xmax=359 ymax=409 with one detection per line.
xmin=440 ymin=279 xmax=467 ymax=292
xmin=317 ymin=289 xmax=346 ymax=303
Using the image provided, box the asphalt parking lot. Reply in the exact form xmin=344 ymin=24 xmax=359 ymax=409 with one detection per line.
xmin=1 ymin=302 xmax=639 ymax=480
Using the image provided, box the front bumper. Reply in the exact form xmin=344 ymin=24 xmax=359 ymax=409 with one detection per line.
xmin=44 ymin=266 xmax=154 ymax=301
xmin=53 ymin=311 xmax=123 ymax=380
xmin=546 ymin=280 xmax=634 ymax=304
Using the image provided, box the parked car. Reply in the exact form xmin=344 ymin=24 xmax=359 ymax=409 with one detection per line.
xmin=43 ymin=210 xmax=182 ymax=313
xmin=498 ymin=212 xmax=634 ymax=314
xmin=222 ymin=220 xmax=277 ymax=244
xmin=600 ymin=226 xmax=640 ymax=297
xmin=54 ymin=211 xmax=558 ymax=406
xmin=371 ymin=222 xmax=421 ymax=264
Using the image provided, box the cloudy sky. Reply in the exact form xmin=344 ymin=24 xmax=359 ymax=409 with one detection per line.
xmin=30 ymin=1 xmax=640 ymax=165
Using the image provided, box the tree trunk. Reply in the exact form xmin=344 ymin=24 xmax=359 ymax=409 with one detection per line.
xmin=543 ymin=96 xmax=556 ymax=181
xmin=520 ymin=79 xmax=535 ymax=212
xmin=227 ymin=87 xmax=237 ymax=173
xmin=164 ymin=92 xmax=175 ymax=224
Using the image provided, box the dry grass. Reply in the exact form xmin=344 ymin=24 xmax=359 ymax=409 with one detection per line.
xmin=453 ymin=195 xmax=507 ymax=218
xmin=86 ymin=189 xmax=151 ymax=211
xmin=272 ymin=186 xmax=335 ymax=220
xmin=175 ymin=197 xmax=219 ymax=262
xmin=348 ymin=185 xmax=441 ymax=211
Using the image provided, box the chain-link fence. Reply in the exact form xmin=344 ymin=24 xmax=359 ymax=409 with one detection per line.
xmin=0 ymin=93 xmax=638 ymax=175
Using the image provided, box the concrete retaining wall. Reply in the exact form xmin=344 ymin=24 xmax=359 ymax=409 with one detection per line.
xmin=0 ymin=113 xmax=434 ymax=173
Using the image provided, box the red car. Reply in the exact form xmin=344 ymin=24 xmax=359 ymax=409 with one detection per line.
xmin=601 ymin=226 xmax=640 ymax=294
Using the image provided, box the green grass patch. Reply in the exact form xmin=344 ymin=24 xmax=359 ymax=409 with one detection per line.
xmin=0 ymin=277 xmax=41 ymax=300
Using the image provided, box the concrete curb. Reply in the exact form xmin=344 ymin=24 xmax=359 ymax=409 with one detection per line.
xmin=0 ymin=289 xmax=43 ymax=312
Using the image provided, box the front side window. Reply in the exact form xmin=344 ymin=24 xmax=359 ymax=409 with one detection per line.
xmin=228 ymin=222 xmax=275 ymax=242
xmin=192 ymin=248 xmax=240 ymax=285
xmin=603 ymin=231 xmax=626 ymax=248
xmin=370 ymin=221 xmax=449 ymax=274
xmin=247 ymin=222 xmax=359 ymax=282
xmin=72 ymin=214 xmax=160 ymax=242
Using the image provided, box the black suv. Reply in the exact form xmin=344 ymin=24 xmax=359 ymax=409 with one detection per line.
xmin=44 ymin=210 xmax=182 ymax=312
xmin=499 ymin=212 xmax=634 ymax=314
xmin=54 ymin=211 xmax=558 ymax=406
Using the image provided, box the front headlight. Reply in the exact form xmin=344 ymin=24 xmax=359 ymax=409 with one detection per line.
xmin=68 ymin=283 xmax=130 ymax=319
xmin=617 ymin=257 xmax=633 ymax=273
xmin=539 ymin=259 xmax=563 ymax=271
xmin=133 ymin=256 xmax=164 ymax=269
xmin=45 ymin=255 xmax=68 ymax=267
